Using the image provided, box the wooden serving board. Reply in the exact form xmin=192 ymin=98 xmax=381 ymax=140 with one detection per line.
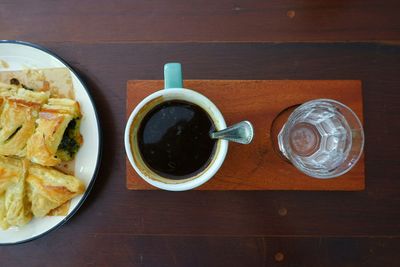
xmin=126 ymin=80 xmax=364 ymax=190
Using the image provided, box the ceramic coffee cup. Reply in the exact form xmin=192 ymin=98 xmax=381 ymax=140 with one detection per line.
xmin=124 ymin=63 xmax=228 ymax=191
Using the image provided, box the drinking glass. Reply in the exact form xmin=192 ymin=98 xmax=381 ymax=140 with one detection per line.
xmin=277 ymin=99 xmax=364 ymax=178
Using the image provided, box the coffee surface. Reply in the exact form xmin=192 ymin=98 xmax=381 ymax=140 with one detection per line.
xmin=137 ymin=100 xmax=216 ymax=179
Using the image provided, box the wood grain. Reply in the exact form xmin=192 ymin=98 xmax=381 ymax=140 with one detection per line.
xmin=27 ymin=42 xmax=399 ymax=236
xmin=126 ymin=80 xmax=364 ymax=190
xmin=1 ymin=0 xmax=400 ymax=43
xmin=1 ymin=42 xmax=400 ymax=265
xmin=17 ymin=42 xmax=397 ymax=236
xmin=1 ymin=236 xmax=399 ymax=267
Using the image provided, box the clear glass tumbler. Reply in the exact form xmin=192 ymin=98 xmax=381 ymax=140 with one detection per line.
xmin=278 ymin=99 xmax=364 ymax=178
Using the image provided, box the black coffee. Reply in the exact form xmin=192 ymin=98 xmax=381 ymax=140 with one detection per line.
xmin=137 ymin=100 xmax=217 ymax=179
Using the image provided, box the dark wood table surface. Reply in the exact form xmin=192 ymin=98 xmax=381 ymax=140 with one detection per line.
xmin=1 ymin=1 xmax=400 ymax=266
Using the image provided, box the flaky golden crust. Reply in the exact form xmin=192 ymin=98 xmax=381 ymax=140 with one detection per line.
xmin=0 ymin=156 xmax=85 ymax=229
xmin=0 ymin=157 xmax=32 ymax=229
xmin=26 ymin=112 xmax=71 ymax=166
xmin=0 ymin=89 xmax=49 ymax=157
xmin=26 ymin=98 xmax=80 ymax=166
xmin=0 ymin=194 xmax=9 ymax=229
xmin=0 ymin=156 xmax=21 ymax=194
xmin=0 ymin=69 xmax=84 ymax=231
xmin=0 ymin=156 xmax=28 ymax=230
xmin=27 ymin=164 xmax=85 ymax=217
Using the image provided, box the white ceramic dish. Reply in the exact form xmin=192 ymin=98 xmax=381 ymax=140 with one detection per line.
xmin=0 ymin=40 xmax=101 ymax=245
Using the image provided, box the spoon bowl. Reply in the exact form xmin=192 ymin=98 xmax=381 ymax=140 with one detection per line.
xmin=210 ymin=121 xmax=254 ymax=144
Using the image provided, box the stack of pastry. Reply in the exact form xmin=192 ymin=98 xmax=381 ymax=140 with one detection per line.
xmin=0 ymin=82 xmax=85 ymax=230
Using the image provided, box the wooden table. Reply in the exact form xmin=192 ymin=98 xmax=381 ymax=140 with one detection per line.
xmin=1 ymin=1 xmax=400 ymax=266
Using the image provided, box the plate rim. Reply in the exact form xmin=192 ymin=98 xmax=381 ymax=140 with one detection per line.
xmin=0 ymin=40 xmax=103 ymax=246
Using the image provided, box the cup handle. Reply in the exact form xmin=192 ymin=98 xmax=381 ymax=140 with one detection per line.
xmin=164 ymin=63 xmax=183 ymax=89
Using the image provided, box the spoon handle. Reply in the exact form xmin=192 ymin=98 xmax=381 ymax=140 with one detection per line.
xmin=210 ymin=121 xmax=254 ymax=144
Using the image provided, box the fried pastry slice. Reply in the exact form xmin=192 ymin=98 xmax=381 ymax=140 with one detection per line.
xmin=0 ymin=193 xmax=9 ymax=230
xmin=2 ymin=158 xmax=32 ymax=229
xmin=0 ymin=89 xmax=49 ymax=157
xmin=47 ymin=200 xmax=71 ymax=216
xmin=27 ymin=98 xmax=81 ymax=166
xmin=0 ymin=82 xmax=17 ymax=106
xmin=0 ymin=155 xmax=21 ymax=195
xmin=0 ymin=156 xmax=27 ymax=230
xmin=26 ymin=164 xmax=85 ymax=217
xmin=0 ymin=82 xmax=18 ymax=121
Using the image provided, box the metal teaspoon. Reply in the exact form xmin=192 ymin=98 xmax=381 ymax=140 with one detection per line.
xmin=210 ymin=121 xmax=254 ymax=144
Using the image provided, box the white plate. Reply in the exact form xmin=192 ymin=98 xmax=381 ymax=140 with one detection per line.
xmin=0 ymin=41 xmax=101 ymax=245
